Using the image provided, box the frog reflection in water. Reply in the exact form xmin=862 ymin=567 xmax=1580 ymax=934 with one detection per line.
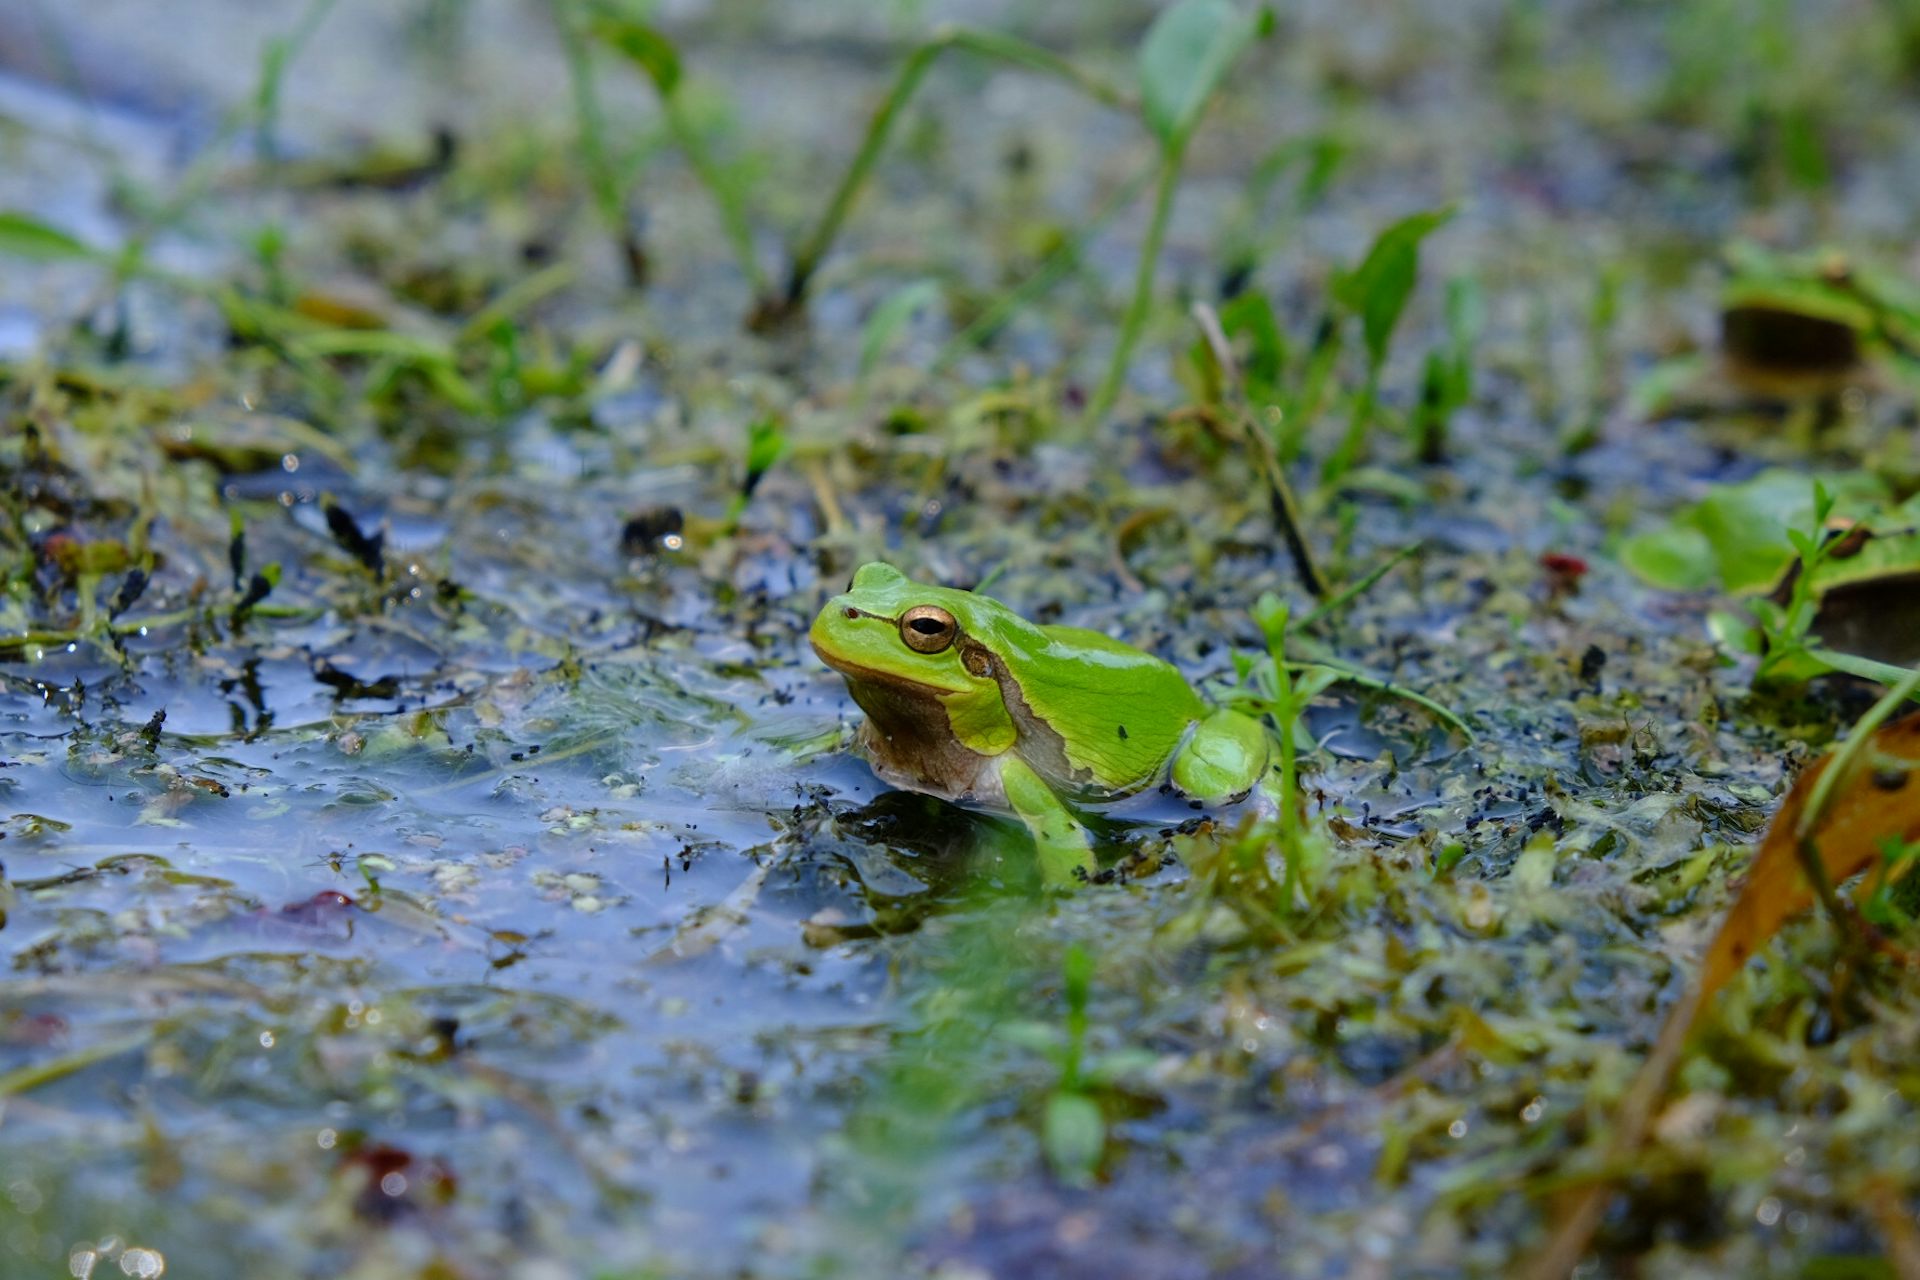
xmin=808 ymin=563 xmax=1277 ymax=881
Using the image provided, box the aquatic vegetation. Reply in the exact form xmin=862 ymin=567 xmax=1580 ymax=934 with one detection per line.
xmin=9 ymin=1 xmax=1920 ymax=1277
xmin=1620 ymin=472 xmax=1920 ymax=686
xmin=1321 ymin=207 xmax=1453 ymax=483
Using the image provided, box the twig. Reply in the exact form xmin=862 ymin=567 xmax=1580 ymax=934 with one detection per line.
xmin=1191 ymin=301 xmax=1327 ymax=598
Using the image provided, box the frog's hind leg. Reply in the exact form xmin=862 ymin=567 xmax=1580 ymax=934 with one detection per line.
xmin=1171 ymin=709 xmax=1274 ymax=805
xmin=998 ymin=755 xmax=1095 ymax=885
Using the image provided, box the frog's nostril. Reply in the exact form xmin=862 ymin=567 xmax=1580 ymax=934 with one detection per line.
xmin=844 ymin=607 xmax=860 ymax=619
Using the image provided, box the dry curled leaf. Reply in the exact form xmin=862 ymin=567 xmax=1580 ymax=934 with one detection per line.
xmin=1525 ymin=705 xmax=1920 ymax=1280
xmin=1697 ymin=709 xmax=1920 ymax=1000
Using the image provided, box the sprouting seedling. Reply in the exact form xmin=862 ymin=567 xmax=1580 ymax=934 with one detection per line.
xmin=1041 ymin=943 xmax=1103 ymax=1186
xmin=724 ymin=415 xmax=790 ymax=533
xmin=1082 ymin=0 xmax=1274 ymax=431
xmin=548 ymin=0 xmax=647 ymax=284
xmin=1751 ymin=481 xmax=1840 ymax=688
xmin=587 ymin=6 xmax=768 ymax=296
xmin=753 ymin=23 xmax=1134 ymax=329
xmin=1247 ymin=596 xmax=1338 ymax=851
xmin=1321 ymin=206 xmax=1454 ymax=484
xmin=1413 ymin=275 xmax=1482 ymax=465
xmin=254 ymin=0 xmax=342 ymax=165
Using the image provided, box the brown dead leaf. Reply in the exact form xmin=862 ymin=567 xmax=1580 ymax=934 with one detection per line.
xmin=1523 ymin=706 xmax=1920 ymax=1280
xmin=1697 ymin=708 xmax=1920 ymax=1001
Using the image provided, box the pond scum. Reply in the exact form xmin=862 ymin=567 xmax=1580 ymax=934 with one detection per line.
xmin=3 ymin=1 xmax=1920 ymax=1277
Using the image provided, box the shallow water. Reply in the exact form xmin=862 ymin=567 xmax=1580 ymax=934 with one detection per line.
xmin=5 ymin=1 xmax=1920 ymax=1277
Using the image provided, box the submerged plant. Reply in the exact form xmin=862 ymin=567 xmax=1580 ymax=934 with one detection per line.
xmin=998 ymin=943 xmax=1159 ymax=1187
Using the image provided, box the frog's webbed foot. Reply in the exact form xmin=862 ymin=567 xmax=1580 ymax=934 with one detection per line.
xmin=1171 ymin=709 xmax=1273 ymax=804
xmin=998 ymin=755 xmax=1094 ymax=886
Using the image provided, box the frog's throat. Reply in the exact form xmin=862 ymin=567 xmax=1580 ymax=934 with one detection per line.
xmin=843 ymin=672 xmax=1008 ymax=805
xmin=835 ymin=658 xmax=1111 ymax=807
xmin=856 ymin=718 xmax=1006 ymax=807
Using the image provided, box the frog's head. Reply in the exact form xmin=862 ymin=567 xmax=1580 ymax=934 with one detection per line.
xmin=809 ymin=562 xmax=1011 ymax=698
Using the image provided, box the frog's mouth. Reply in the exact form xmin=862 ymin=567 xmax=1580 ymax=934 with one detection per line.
xmin=809 ymin=633 xmax=971 ymax=699
xmin=809 ymin=610 xmax=977 ymax=698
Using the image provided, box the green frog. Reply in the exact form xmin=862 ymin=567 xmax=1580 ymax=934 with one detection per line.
xmin=808 ymin=562 xmax=1275 ymax=880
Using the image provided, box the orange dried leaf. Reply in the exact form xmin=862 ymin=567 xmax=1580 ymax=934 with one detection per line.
xmin=1698 ymin=709 xmax=1920 ymax=1001
xmin=1523 ymin=708 xmax=1920 ymax=1280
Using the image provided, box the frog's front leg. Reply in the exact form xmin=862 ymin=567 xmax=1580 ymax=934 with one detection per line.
xmin=998 ymin=755 xmax=1095 ymax=884
xmin=1171 ymin=708 xmax=1274 ymax=804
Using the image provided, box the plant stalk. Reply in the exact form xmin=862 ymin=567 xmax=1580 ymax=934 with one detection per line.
xmin=1322 ymin=364 xmax=1378 ymax=485
xmin=1083 ymin=148 xmax=1183 ymax=431
xmin=771 ymin=26 xmax=1132 ymax=322
xmin=551 ymin=0 xmax=645 ymax=284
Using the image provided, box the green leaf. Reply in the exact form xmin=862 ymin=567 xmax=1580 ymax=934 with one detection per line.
xmin=1707 ymin=609 xmax=1763 ymax=656
xmin=743 ymin=414 xmax=788 ymax=494
xmin=587 ymin=14 xmax=682 ymax=95
xmin=1691 ymin=470 xmax=1831 ymax=593
xmin=1443 ymin=275 xmax=1484 ymax=399
xmin=1625 ymin=353 xmax=1706 ymax=420
xmin=1042 ymin=1091 xmax=1105 ymax=1186
xmin=1334 ymin=208 xmax=1454 ymax=370
xmin=858 ymin=279 xmax=941 ymax=376
xmin=1617 ymin=468 xmax=1891 ymax=596
xmin=1619 ymin=527 xmax=1716 ymax=592
xmin=1138 ymin=0 xmax=1266 ymax=148
xmin=1062 ymin=942 xmax=1093 ymax=1013
xmin=1218 ymin=290 xmax=1286 ymax=402
xmin=0 ymin=212 xmax=99 ymax=262
xmin=1251 ymin=592 xmax=1290 ymax=663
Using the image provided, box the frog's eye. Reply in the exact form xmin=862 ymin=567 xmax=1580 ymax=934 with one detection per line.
xmin=898 ymin=605 xmax=958 ymax=654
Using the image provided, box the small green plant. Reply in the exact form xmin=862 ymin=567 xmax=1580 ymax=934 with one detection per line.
xmin=1082 ymin=0 xmax=1273 ymax=430
xmin=1746 ymin=483 xmax=1843 ymax=688
xmin=254 ymin=0 xmax=343 ymax=164
xmin=1622 ymin=472 xmax=1920 ymax=689
xmin=999 ymin=944 xmax=1156 ymax=1187
xmin=587 ymin=5 xmax=769 ymax=295
xmin=1040 ymin=943 xmax=1103 ymax=1186
xmin=755 ymin=23 xmax=1133 ymax=328
xmin=549 ymin=0 xmax=649 ymax=282
xmin=1321 ymin=207 xmax=1454 ymax=483
xmin=724 ymin=415 xmax=790 ymax=533
xmin=1620 ymin=468 xmax=1880 ymax=594
xmin=1243 ymin=596 xmax=1339 ymax=903
xmin=1412 ymin=275 xmax=1482 ymax=464
xmin=1861 ymin=837 xmax=1920 ymax=931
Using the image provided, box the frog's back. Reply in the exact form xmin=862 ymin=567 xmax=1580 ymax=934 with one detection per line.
xmin=984 ymin=621 xmax=1205 ymax=792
